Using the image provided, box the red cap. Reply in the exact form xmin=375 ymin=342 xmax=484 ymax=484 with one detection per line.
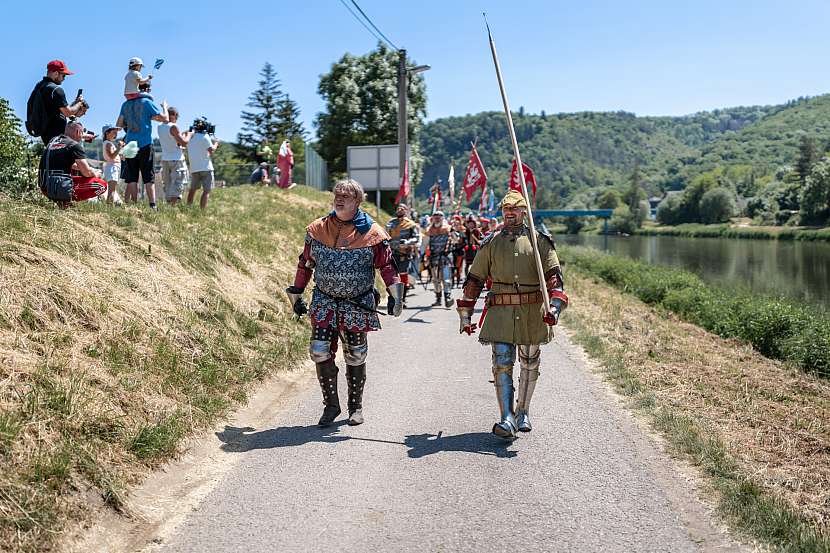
xmin=47 ymin=60 xmax=74 ymax=75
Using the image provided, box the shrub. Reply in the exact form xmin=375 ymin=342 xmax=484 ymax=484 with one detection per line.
xmin=609 ymin=205 xmax=637 ymax=234
xmin=699 ymin=187 xmax=736 ymax=224
xmin=0 ymin=97 xmax=36 ymax=198
xmin=656 ymin=194 xmax=684 ymax=225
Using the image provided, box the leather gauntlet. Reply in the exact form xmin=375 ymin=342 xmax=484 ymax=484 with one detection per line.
xmin=285 ymin=286 xmax=308 ymax=317
xmin=456 ymin=298 xmax=477 ymax=335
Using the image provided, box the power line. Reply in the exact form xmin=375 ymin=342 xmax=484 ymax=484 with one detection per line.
xmin=348 ymin=0 xmax=400 ymax=51
xmin=338 ymin=0 xmax=386 ymax=46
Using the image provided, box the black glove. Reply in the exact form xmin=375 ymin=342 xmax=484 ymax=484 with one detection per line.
xmin=387 ymin=295 xmax=396 ymax=316
xmin=285 ymin=286 xmax=308 ymax=317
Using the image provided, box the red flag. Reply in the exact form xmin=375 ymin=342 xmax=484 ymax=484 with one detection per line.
xmin=395 ymin=160 xmax=410 ymax=205
xmin=462 ymin=145 xmax=487 ymax=202
xmin=509 ymin=159 xmax=537 ymax=201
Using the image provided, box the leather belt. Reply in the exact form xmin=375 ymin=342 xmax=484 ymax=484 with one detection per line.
xmin=487 ymin=290 xmax=543 ymax=306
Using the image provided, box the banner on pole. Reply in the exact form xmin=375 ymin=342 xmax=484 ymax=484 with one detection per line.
xmin=448 ymin=163 xmax=455 ymax=207
xmin=509 ymin=159 xmax=537 ymax=202
xmin=462 ymin=145 xmax=487 ymax=202
xmin=395 ymin=159 xmax=409 ymax=205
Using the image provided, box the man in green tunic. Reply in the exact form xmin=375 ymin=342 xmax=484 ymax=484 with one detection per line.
xmin=456 ymin=190 xmax=569 ymax=439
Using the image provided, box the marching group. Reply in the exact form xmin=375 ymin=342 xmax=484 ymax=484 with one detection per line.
xmin=287 ymin=180 xmax=568 ymax=439
xmin=387 ymin=204 xmax=503 ymax=309
xmin=28 ymin=58 xmax=219 ymax=209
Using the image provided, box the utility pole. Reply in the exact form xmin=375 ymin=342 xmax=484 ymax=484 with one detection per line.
xmin=397 ymin=49 xmax=408 ymax=205
xmin=397 ymin=50 xmax=429 ymax=208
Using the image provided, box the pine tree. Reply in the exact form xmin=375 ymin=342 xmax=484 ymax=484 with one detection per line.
xmin=276 ymin=94 xmax=306 ymax=139
xmin=796 ymin=135 xmax=818 ymax=185
xmin=237 ymin=62 xmax=285 ymax=160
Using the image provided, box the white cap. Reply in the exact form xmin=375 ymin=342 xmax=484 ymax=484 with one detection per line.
xmin=129 ymin=57 xmax=144 ymax=67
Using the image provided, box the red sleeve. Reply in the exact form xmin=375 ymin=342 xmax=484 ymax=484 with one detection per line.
xmin=374 ymin=241 xmax=400 ymax=287
xmin=292 ymin=239 xmax=314 ymax=289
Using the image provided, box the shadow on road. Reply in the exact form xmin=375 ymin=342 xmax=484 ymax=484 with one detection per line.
xmin=403 ymin=306 xmax=432 ymax=324
xmin=404 ymin=432 xmax=518 ymax=459
xmin=216 ymin=423 xmax=351 ymax=452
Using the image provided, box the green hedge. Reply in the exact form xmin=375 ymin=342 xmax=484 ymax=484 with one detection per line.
xmin=563 ymin=246 xmax=830 ymax=378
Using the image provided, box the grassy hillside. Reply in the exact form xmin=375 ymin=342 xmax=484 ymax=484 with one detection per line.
xmin=686 ymin=95 xmax=830 ymax=177
xmin=419 ymin=98 xmax=830 ymax=208
xmin=0 ymin=186 xmax=332 ymax=552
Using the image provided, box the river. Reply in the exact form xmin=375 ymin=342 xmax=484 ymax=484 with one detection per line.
xmin=559 ymin=234 xmax=830 ymax=308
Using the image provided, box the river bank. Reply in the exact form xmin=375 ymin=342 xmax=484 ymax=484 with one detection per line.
xmin=564 ymin=261 xmax=830 ymax=552
xmin=633 ymin=222 xmax=830 ymax=241
xmin=560 ymin=245 xmax=830 ymax=377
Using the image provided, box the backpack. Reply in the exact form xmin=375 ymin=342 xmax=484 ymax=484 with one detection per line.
xmin=25 ymin=80 xmax=50 ymax=137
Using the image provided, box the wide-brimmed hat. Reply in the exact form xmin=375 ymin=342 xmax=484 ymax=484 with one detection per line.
xmin=47 ymin=60 xmax=74 ymax=75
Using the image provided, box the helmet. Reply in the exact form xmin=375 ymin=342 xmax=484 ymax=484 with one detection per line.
xmin=128 ymin=57 xmax=144 ymax=67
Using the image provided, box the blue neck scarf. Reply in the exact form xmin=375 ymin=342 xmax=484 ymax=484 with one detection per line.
xmin=330 ymin=208 xmax=374 ymax=235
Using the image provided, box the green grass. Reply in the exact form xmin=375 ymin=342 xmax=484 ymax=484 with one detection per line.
xmin=562 ymin=245 xmax=830 ymax=378
xmin=0 ymin=185 xmax=334 ymax=552
xmin=635 ymin=223 xmax=830 ymax=241
xmin=566 ymin=307 xmax=830 ymax=553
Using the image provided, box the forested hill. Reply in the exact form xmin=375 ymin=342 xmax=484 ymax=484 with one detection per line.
xmin=417 ymin=98 xmax=830 ymax=208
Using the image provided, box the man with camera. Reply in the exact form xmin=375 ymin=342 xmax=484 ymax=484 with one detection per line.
xmin=186 ymin=118 xmax=219 ymax=210
xmin=116 ymin=83 xmax=168 ymax=209
xmin=27 ymin=60 xmax=89 ymax=145
xmin=39 ymin=121 xmax=104 ymax=206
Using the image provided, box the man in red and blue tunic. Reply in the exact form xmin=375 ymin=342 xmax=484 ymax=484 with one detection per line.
xmin=286 ymin=179 xmax=403 ymax=427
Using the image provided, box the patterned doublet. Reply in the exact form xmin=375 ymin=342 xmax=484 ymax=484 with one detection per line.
xmin=309 ymin=239 xmax=379 ymax=331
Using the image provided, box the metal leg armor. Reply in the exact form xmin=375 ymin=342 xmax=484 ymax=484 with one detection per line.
xmin=491 ymin=343 xmax=518 ymax=439
xmin=516 ymin=345 xmax=541 ymax=432
xmin=441 ymin=264 xmax=454 ymax=307
xmin=431 ymin=264 xmax=443 ymax=305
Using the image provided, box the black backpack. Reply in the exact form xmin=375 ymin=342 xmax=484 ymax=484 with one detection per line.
xmin=25 ymin=80 xmax=50 ymax=137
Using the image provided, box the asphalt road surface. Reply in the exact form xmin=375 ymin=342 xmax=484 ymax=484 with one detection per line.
xmin=154 ymin=286 xmax=744 ymax=553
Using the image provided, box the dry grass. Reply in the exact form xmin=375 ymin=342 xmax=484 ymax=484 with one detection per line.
xmin=0 ymin=186 xmax=332 ymax=552
xmin=565 ymin=267 xmax=830 ymax=551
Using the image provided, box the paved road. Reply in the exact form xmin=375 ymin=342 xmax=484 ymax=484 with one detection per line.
xmin=154 ymin=287 xmax=743 ymax=553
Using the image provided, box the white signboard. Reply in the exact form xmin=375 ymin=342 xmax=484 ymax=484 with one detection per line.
xmin=347 ymin=144 xmax=410 ymax=191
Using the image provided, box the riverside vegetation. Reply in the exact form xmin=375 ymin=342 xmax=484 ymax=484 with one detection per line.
xmin=563 ymin=250 xmax=830 ymax=552
xmin=562 ymin=246 xmax=830 ymax=377
xmin=0 ymin=186 xmax=331 ymax=553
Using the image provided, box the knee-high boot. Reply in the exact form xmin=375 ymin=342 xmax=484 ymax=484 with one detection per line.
xmin=346 ymin=363 xmax=366 ymax=425
xmin=316 ymin=359 xmax=340 ymax=426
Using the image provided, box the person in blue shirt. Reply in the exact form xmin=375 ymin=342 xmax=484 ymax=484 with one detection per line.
xmin=116 ymin=84 xmax=168 ymax=208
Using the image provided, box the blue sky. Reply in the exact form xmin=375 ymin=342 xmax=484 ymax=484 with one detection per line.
xmin=2 ymin=0 xmax=829 ymax=142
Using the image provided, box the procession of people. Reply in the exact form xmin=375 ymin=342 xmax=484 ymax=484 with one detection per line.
xmin=287 ymin=177 xmax=567 ymax=439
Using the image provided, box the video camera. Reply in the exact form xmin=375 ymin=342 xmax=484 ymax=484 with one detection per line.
xmin=190 ymin=117 xmax=216 ymax=135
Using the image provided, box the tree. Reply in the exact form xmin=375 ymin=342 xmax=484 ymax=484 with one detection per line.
xmin=656 ymin=194 xmax=684 ymax=225
xmin=597 ymin=189 xmax=621 ymax=209
xmin=623 ymin=163 xmax=647 ymax=227
xmin=609 ymin=205 xmax=637 ymax=234
xmin=315 ymin=43 xmax=427 ymax=179
xmin=0 ymin=97 xmax=35 ymax=198
xmin=795 ymin=135 xmax=818 ymax=185
xmin=699 ymin=187 xmax=736 ymax=223
xmin=800 ymin=158 xmax=830 ymax=225
xmin=238 ymin=63 xmax=306 ymax=162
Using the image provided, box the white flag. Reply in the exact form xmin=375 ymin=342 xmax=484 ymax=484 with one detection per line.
xmin=448 ymin=163 xmax=456 ymax=206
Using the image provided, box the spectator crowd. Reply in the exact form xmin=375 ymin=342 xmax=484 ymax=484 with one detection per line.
xmin=28 ymin=57 xmax=233 ymax=209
